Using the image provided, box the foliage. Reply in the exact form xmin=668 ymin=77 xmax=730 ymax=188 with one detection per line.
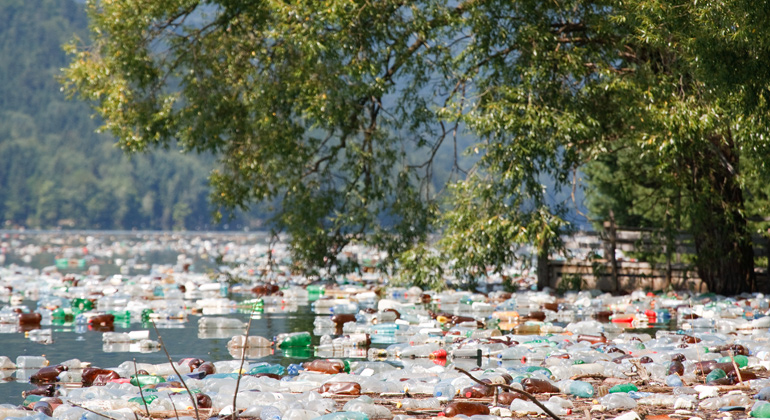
xmin=0 ymin=0 xmax=266 ymax=231
xmin=61 ymin=0 xmax=770 ymax=293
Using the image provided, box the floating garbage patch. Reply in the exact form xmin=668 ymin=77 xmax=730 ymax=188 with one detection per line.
xmin=4 ymin=233 xmax=770 ymax=419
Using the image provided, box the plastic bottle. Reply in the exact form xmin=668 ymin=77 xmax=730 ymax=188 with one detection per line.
xmin=228 ymin=335 xmax=272 ymax=348
xmin=130 ymin=374 xmax=166 ymax=387
xmin=706 ymin=368 xmax=727 ymax=383
xmin=304 ymin=359 xmax=348 ymax=374
xmin=248 ymin=363 xmax=286 ymax=376
xmin=665 ymin=374 xmax=684 ymax=387
xmin=433 ymin=381 xmax=456 ymax=400
xmin=16 ymin=356 xmax=48 ymax=369
xmin=599 ymin=393 xmax=637 ymax=410
xmin=751 ymin=401 xmax=770 ymax=418
xmin=276 ymin=332 xmax=312 ymax=348
xmin=261 ymin=406 xmax=283 ymax=420
xmin=32 ymin=401 xmax=53 ymax=417
xmin=609 ymin=383 xmax=639 ymax=393
xmin=30 ymin=364 xmax=67 ymax=384
xmin=522 ymin=378 xmax=560 ymax=394
xmin=81 ymin=368 xmax=120 ymax=386
xmin=443 ymin=402 xmax=490 ymax=417
xmin=462 ymin=382 xmax=494 ymax=398
xmin=498 ymin=392 xmax=524 ymax=405
xmin=318 ymin=382 xmax=361 ymax=395
xmin=558 ymin=380 xmax=594 ymax=398
xmin=398 ymin=398 xmax=440 ymax=410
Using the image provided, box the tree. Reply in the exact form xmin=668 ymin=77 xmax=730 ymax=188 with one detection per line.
xmin=62 ymin=0 xmax=770 ymax=293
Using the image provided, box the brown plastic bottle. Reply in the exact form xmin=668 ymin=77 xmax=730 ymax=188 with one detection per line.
xmin=318 ymin=381 xmax=361 ymax=395
xmin=443 ymin=402 xmax=490 ymax=417
xmin=82 ymin=368 xmax=120 ymax=386
xmin=22 ymin=385 xmax=55 ymax=398
xmin=196 ymin=361 xmax=216 ymax=376
xmin=498 ymin=392 xmax=524 ymax=405
xmin=304 ymin=359 xmax=345 ymax=374
xmin=18 ymin=312 xmax=42 ymax=326
xmin=331 ymin=313 xmax=356 ymax=326
xmin=30 ymin=364 xmax=67 ymax=384
xmin=668 ymin=361 xmax=684 ymax=376
xmin=694 ymin=360 xmax=718 ymax=375
xmin=178 ymin=358 xmax=204 ymax=372
xmin=88 ymin=314 xmax=114 ymax=327
xmin=32 ymin=401 xmax=53 ymax=417
xmin=522 ymin=378 xmax=560 ymax=394
xmin=196 ymin=393 xmax=212 ymax=409
xmin=462 ymin=382 xmax=494 ymax=398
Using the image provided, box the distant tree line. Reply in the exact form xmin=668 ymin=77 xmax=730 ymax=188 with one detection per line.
xmin=0 ymin=0 xmax=266 ymax=230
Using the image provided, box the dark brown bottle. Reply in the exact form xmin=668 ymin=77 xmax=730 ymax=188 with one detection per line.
xmin=195 ymin=361 xmax=216 ymax=376
xmin=443 ymin=402 xmax=490 ymax=417
xmin=30 ymin=364 xmax=67 ymax=384
xmin=305 ymin=359 xmax=345 ymax=374
xmin=331 ymin=313 xmax=356 ymax=326
xmin=88 ymin=314 xmax=114 ymax=327
xmin=32 ymin=401 xmax=53 ymax=417
xmin=462 ymin=380 xmax=494 ymax=398
xmin=668 ymin=360 xmax=684 ymax=376
xmin=498 ymin=392 xmax=524 ymax=405
xmin=196 ymin=393 xmax=212 ymax=408
xmin=318 ymin=381 xmax=361 ymax=395
xmin=522 ymin=378 xmax=560 ymax=394
xmin=22 ymin=384 xmax=55 ymax=398
xmin=82 ymin=367 xmax=120 ymax=386
xmin=178 ymin=357 xmax=205 ymax=372
xmin=18 ymin=312 xmax=42 ymax=326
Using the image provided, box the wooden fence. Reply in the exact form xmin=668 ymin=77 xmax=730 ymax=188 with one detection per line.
xmin=538 ymin=223 xmax=770 ymax=293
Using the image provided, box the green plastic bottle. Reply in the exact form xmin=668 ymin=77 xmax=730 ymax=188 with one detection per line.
xmin=276 ymin=331 xmax=312 ymax=348
xmin=751 ymin=402 xmax=770 ymax=418
xmin=609 ymin=383 xmax=639 ymax=393
xmin=247 ymin=363 xmax=286 ymax=376
xmin=717 ymin=355 xmax=748 ymax=368
xmin=128 ymin=395 xmax=158 ymax=405
xmin=130 ymin=374 xmax=166 ymax=387
xmin=706 ymin=368 xmax=727 ymax=382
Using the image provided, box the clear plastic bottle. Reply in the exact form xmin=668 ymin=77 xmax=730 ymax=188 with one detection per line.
xmin=261 ymin=406 xmax=283 ymax=420
xmin=557 ymin=380 xmax=594 ymax=398
xmin=432 ymin=381 xmax=456 ymax=401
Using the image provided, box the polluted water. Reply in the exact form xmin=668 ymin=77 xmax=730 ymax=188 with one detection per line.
xmin=2 ymin=232 xmax=770 ymax=419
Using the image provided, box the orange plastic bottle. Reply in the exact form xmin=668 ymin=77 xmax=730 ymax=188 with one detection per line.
xmin=318 ymin=381 xmax=361 ymax=395
xmin=304 ymin=359 xmax=346 ymax=374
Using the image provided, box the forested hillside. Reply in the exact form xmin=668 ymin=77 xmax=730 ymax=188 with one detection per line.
xmin=0 ymin=0 xmax=250 ymax=230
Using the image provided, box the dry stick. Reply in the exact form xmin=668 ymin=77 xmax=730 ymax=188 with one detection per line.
xmin=232 ymin=303 xmax=258 ymax=420
xmin=454 ymin=367 xmax=562 ymax=420
xmin=151 ymin=320 xmax=201 ymax=420
xmin=134 ymin=358 xmax=151 ymax=418
xmin=169 ymin=394 xmax=181 ymax=420
xmin=728 ymin=350 xmax=743 ymax=384
xmin=68 ymin=401 xmax=120 ymax=420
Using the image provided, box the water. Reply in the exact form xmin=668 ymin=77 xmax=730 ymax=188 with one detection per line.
xmin=0 ymin=301 xmax=320 ymax=406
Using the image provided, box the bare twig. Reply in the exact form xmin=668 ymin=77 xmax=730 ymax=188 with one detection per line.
xmin=233 ymin=304 xmax=258 ymax=419
xmin=454 ymin=367 xmax=562 ymax=420
xmin=728 ymin=350 xmax=743 ymax=383
xmin=150 ymin=320 xmax=200 ymax=420
xmin=67 ymin=402 xmax=119 ymax=420
xmin=134 ymin=358 xmax=151 ymax=417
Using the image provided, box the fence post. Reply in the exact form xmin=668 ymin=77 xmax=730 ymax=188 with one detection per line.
xmin=603 ymin=211 xmax=618 ymax=292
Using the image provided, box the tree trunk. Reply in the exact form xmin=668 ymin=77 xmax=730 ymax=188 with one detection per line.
xmin=689 ymin=133 xmax=755 ymax=295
